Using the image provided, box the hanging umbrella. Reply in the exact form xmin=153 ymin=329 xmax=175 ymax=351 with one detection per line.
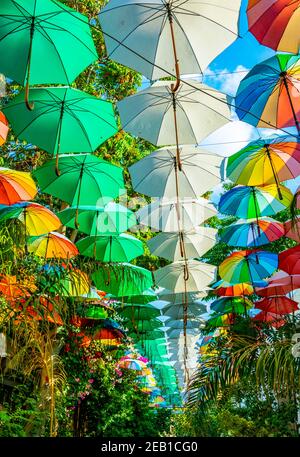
xmin=118 ymin=359 xmax=147 ymax=371
xmin=220 ymin=217 xmax=284 ymax=247
xmin=3 ymin=88 xmax=118 ymax=174
xmin=154 ymin=260 xmax=217 ymax=294
xmin=0 ymin=0 xmax=97 ymax=108
xmin=126 ymin=319 xmax=162 ymax=332
xmin=137 ymin=197 xmax=217 ymax=232
xmin=247 ymin=0 xmax=300 ymax=53
xmin=34 ymin=154 xmax=124 ymax=217
xmin=118 ymin=80 xmax=231 ymax=149
xmin=0 ymin=274 xmax=36 ymax=302
xmin=235 ymin=55 xmax=300 ymax=134
xmin=161 ymin=303 xmax=206 ymax=320
xmin=218 ymin=184 xmax=293 ymax=219
xmin=76 ymin=234 xmax=143 ymax=262
xmin=284 ymin=219 xmax=300 ymax=243
xmin=219 ymin=250 xmax=278 ymax=284
xmin=117 ymin=304 xmax=161 ymax=321
xmin=147 ymin=227 xmax=217 ymax=262
xmin=58 ymin=202 xmax=136 ymax=235
xmin=206 ymin=313 xmax=233 ymax=328
xmin=0 ymin=112 xmax=9 ymax=145
xmin=99 ymin=0 xmax=241 ymax=81
xmin=210 ymin=297 xmax=253 ymax=314
xmin=28 ymin=232 xmax=78 ymax=259
xmin=92 ymin=263 xmax=153 ymax=297
xmin=252 ymin=310 xmax=285 ymax=328
xmin=59 ymin=269 xmax=90 ymax=297
xmin=79 ymin=305 xmax=108 ymax=320
xmin=0 ymin=167 xmax=37 ymax=205
xmin=165 ymin=319 xmax=202 ymax=330
xmin=120 ymin=290 xmax=158 ymax=305
xmin=129 ymin=146 xmax=225 ymax=198
xmin=279 ymin=245 xmax=300 ymax=275
xmin=158 ymin=290 xmax=209 ymax=303
xmin=255 ymin=296 xmax=298 ymax=315
xmin=0 ymin=202 xmax=61 ymax=236
xmin=213 ymin=280 xmax=254 ymax=297
xmin=255 ymin=270 xmax=300 ymax=297
xmin=226 ymin=136 xmax=300 ymax=199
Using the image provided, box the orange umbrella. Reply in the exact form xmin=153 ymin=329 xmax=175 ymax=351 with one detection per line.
xmin=0 ymin=167 xmax=37 ymax=205
xmin=28 ymin=231 xmax=78 ymax=259
xmin=0 ymin=275 xmax=36 ymax=302
xmin=0 ymin=112 xmax=9 ymax=145
xmin=214 ymin=281 xmax=254 ymax=297
xmin=16 ymin=296 xmax=63 ymax=326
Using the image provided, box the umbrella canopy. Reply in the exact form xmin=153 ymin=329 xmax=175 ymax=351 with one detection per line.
xmin=255 ymin=270 xmax=300 ymax=297
xmin=129 ymin=146 xmax=225 ymax=198
xmin=4 ymin=88 xmax=117 ymax=173
xmin=147 ymin=227 xmax=217 ymax=262
xmin=247 ymin=0 xmax=300 ymax=53
xmin=252 ymin=310 xmax=285 ymax=328
xmin=210 ymin=296 xmax=253 ymax=314
xmin=161 ymin=303 xmax=206 ymax=319
xmin=92 ymin=263 xmax=153 ymax=297
xmin=220 ymin=217 xmax=284 ymax=247
xmin=34 ymin=154 xmax=124 ymax=208
xmin=213 ymin=280 xmax=254 ymax=297
xmin=118 ymin=359 xmax=147 ymax=371
xmin=99 ymin=0 xmax=241 ymax=80
xmin=28 ymin=232 xmax=78 ymax=259
xmin=76 ymin=234 xmax=143 ymax=262
xmin=0 ymin=202 xmax=61 ymax=236
xmin=120 ymin=290 xmax=158 ymax=305
xmin=219 ymin=250 xmax=278 ymax=284
xmin=218 ymin=184 xmax=293 ymax=219
xmin=0 ymin=0 xmax=97 ymax=87
xmin=0 ymin=167 xmax=37 ymax=205
xmin=0 ymin=274 xmax=35 ymax=302
xmin=0 ymin=112 xmax=9 ymax=145
xmin=59 ymin=203 xmax=136 ymax=235
xmin=158 ymin=290 xmax=209 ymax=303
xmin=284 ymin=219 xmax=300 ymax=243
xmin=279 ymin=245 xmax=300 ymax=275
xmin=125 ymin=319 xmax=161 ymax=332
xmin=137 ymin=197 xmax=217 ymax=232
xmin=206 ymin=313 xmax=233 ymax=328
xmin=227 ymin=137 xmax=300 ymax=196
xmin=165 ymin=319 xmax=202 ymax=330
xmin=59 ymin=269 xmax=90 ymax=297
xmin=235 ymin=54 xmax=300 ymax=133
xmin=117 ymin=304 xmax=161 ymax=321
xmin=118 ymin=80 xmax=231 ymax=146
xmin=255 ymin=296 xmax=298 ymax=315
xmin=154 ymin=260 xmax=217 ymax=293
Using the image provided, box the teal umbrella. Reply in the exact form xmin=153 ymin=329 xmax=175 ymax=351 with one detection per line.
xmin=76 ymin=234 xmax=144 ymax=262
xmin=3 ymin=87 xmax=117 ymax=174
xmin=0 ymin=0 xmax=97 ymax=109
xmin=58 ymin=202 xmax=136 ymax=235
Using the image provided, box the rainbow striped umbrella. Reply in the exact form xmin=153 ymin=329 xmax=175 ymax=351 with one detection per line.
xmin=210 ymin=297 xmax=253 ymax=314
xmin=213 ymin=280 xmax=254 ymax=297
xmin=220 ymin=218 xmax=284 ymax=247
xmin=0 ymin=168 xmax=37 ymax=205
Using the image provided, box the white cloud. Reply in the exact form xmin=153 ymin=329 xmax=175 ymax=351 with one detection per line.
xmin=203 ymin=65 xmax=249 ymax=96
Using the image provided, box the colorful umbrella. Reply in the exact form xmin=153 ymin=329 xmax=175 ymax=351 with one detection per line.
xmin=284 ymin=219 xmax=300 ymax=243
xmin=117 ymin=304 xmax=161 ymax=321
xmin=118 ymin=359 xmax=147 ymax=371
xmin=235 ymin=55 xmax=300 ymax=134
xmin=59 ymin=269 xmax=90 ymax=297
xmin=76 ymin=234 xmax=143 ymax=262
xmin=252 ymin=310 xmax=285 ymax=328
xmin=220 ymin=217 xmax=284 ymax=247
xmin=218 ymin=184 xmax=293 ymax=219
xmin=0 ymin=112 xmax=9 ymax=145
xmin=227 ymin=136 xmax=300 ymax=198
xmin=219 ymin=250 xmax=278 ymax=284
xmin=279 ymin=245 xmax=300 ymax=275
xmin=137 ymin=197 xmax=217 ymax=232
xmin=0 ymin=274 xmax=35 ymax=302
xmin=247 ymin=0 xmax=300 ymax=53
xmin=0 ymin=0 xmax=97 ymax=108
xmin=161 ymin=303 xmax=206 ymax=320
xmin=99 ymin=0 xmax=240 ymax=81
xmin=34 ymin=154 xmax=124 ymax=213
xmin=0 ymin=167 xmax=37 ymax=205
xmin=0 ymin=202 xmax=61 ymax=236
xmin=210 ymin=296 xmax=253 ymax=314
xmin=78 ymin=305 xmax=108 ymax=320
xmin=4 ymin=88 xmax=117 ymax=174
xmin=147 ymin=227 xmax=217 ymax=261
xmin=129 ymin=146 xmax=225 ymax=198
xmin=28 ymin=232 xmax=78 ymax=259
xmin=213 ymin=280 xmax=254 ymax=297
xmin=58 ymin=202 xmax=136 ymax=235
xmin=207 ymin=313 xmax=233 ymax=328
xmin=255 ymin=270 xmax=300 ymax=297
xmin=255 ymin=296 xmax=298 ymax=315
xmin=121 ymin=290 xmax=158 ymax=306
xmin=92 ymin=263 xmax=153 ymax=297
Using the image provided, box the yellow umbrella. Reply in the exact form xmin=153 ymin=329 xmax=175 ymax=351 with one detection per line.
xmin=28 ymin=232 xmax=78 ymax=259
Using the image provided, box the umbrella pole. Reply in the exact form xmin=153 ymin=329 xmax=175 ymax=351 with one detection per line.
xmin=251 ymin=187 xmax=261 ymax=235
xmin=75 ymin=164 xmax=84 ymax=229
xmin=281 ymin=73 xmax=300 ymax=136
xmin=265 ymin=145 xmax=283 ymax=200
xmin=55 ymin=100 xmax=66 ymax=177
xmin=25 ymin=18 xmax=35 ymax=111
xmin=172 ymin=93 xmax=182 ymax=171
xmin=24 ymin=208 xmax=28 ymax=255
xmin=167 ymin=4 xmax=181 ymax=93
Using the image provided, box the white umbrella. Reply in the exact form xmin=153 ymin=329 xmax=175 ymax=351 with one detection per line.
xmin=161 ymin=303 xmax=207 ymax=319
xmin=166 ymin=328 xmax=200 ymax=338
xmin=165 ymin=319 xmax=204 ymax=329
xmin=147 ymin=226 xmax=217 ymax=261
xmin=118 ymin=80 xmax=231 ymax=148
xmin=154 ymin=260 xmax=217 ymax=293
xmin=129 ymin=145 xmax=225 ymax=198
xmin=136 ymin=197 xmax=217 ymax=232
xmin=158 ymin=290 xmax=209 ymax=303
xmin=99 ymin=0 xmax=241 ymax=81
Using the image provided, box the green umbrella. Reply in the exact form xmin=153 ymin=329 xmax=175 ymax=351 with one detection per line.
xmin=76 ymin=234 xmax=143 ymax=262
xmin=129 ymin=329 xmax=165 ymax=341
xmin=120 ymin=289 xmax=158 ymax=305
xmin=92 ymin=263 xmax=153 ymax=297
xmin=58 ymin=202 xmax=136 ymax=235
xmin=0 ymin=0 xmax=97 ymax=109
xmin=117 ymin=304 xmax=161 ymax=321
xmin=3 ymin=87 xmax=118 ymax=174
xmin=34 ymin=154 xmax=124 ymax=227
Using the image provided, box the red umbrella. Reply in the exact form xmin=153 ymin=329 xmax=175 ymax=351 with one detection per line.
xmin=255 ymin=270 xmax=300 ymax=297
xmin=279 ymin=245 xmax=300 ymax=275
xmin=284 ymin=219 xmax=300 ymax=243
xmin=255 ymin=296 xmax=298 ymax=315
xmin=252 ymin=311 xmax=285 ymax=328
